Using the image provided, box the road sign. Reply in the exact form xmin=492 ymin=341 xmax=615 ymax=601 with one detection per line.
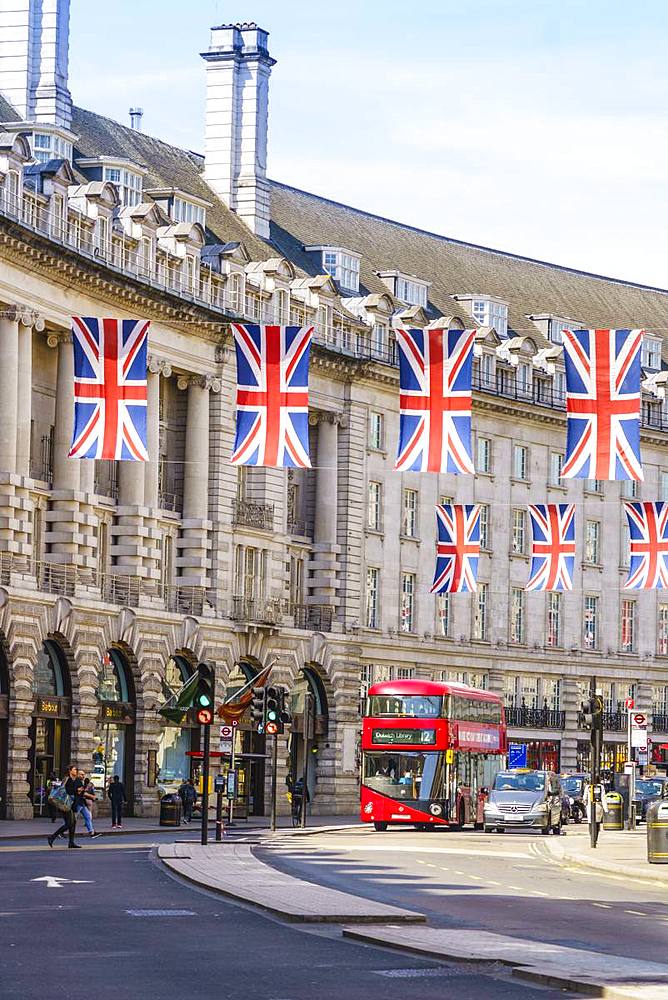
xmin=631 ymin=712 xmax=647 ymax=728
xmin=219 ymin=725 xmax=233 ymax=739
xmin=508 ymin=743 xmax=527 ymax=768
xmin=226 ymin=769 xmax=238 ymax=800
xmin=219 ymin=740 xmax=233 ymax=754
xmin=214 ymin=774 xmax=225 ymax=793
xmin=624 ymin=698 xmax=635 ymax=709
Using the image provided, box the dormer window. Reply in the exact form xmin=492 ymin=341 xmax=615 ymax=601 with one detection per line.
xmin=304 ymin=245 xmax=361 ymax=293
xmin=31 ymin=130 xmax=73 ymax=164
xmin=103 ymin=167 xmax=142 ymax=207
xmin=172 ymin=197 xmax=205 ymax=227
xmin=527 ymin=314 xmax=581 ymax=345
xmin=455 ymin=295 xmax=508 ymax=337
xmin=378 ymin=270 xmax=430 ymax=308
xmin=642 ymin=335 xmax=662 ymax=371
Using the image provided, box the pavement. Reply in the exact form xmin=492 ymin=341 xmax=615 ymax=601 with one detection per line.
xmin=0 ymin=812 xmax=361 ymax=841
xmin=542 ymin=826 xmax=668 ymax=885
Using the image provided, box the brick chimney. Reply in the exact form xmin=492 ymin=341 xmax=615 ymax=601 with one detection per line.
xmin=201 ymin=22 xmax=275 ymax=240
xmin=0 ymin=0 xmax=72 ymax=127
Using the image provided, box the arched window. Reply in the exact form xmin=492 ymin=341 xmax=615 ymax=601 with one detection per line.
xmin=97 ymin=649 xmax=134 ymax=704
xmin=34 ymin=640 xmax=68 ymax=697
xmin=164 ymin=655 xmax=192 ymax=695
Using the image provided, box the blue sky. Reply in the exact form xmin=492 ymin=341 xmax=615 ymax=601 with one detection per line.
xmin=70 ymin=1 xmax=668 ymax=286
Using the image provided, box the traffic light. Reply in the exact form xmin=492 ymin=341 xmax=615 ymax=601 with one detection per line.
xmin=195 ymin=661 xmax=215 ymax=726
xmin=278 ymin=687 xmax=292 ymax=729
xmin=581 ymin=695 xmax=603 ymax=734
xmin=250 ymin=685 xmax=266 ymax=732
xmin=265 ymin=686 xmax=280 ymax=735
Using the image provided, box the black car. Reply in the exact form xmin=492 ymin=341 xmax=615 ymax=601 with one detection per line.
xmin=560 ymin=774 xmax=587 ymax=823
xmin=634 ymin=777 xmax=668 ymax=821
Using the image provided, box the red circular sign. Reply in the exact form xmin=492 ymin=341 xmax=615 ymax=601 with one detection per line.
xmin=633 ymin=713 xmax=646 ymax=725
xmin=197 ymin=707 xmax=213 ymax=725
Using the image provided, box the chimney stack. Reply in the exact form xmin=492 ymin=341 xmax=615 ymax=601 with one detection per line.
xmin=201 ymin=22 xmax=275 ymax=240
xmin=129 ymin=107 xmax=143 ymax=131
xmin=0 ymin=0 xmax=72 ymax=127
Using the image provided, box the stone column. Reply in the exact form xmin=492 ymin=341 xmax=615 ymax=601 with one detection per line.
xmin=145 ymin=357 xmax=170 ymax=510
xmin=51 ymin=333 xmax=80 ymax=492
xmin=16 ymin=315 xmax=37 ymax=477
xmin=69 ymin=649 xmax=101 ymax=772
xmin=560 ymin=673 xmax=581 ymax=772
xmin=0 ymin=308 xmax=19 ymax=474
xmin=5 ymin=641 xmax=34 ymax=819
xmin=308 ymin=412 xmax=341 ymax=610
xmin=133 ymin=653 xmax=163 ymax=817
xmin=176 ymin=374 xmax=220 ymax=595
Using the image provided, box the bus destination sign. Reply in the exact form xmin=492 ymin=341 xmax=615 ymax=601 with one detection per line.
xmin=372 ymin=728 xmax=436 ymax=746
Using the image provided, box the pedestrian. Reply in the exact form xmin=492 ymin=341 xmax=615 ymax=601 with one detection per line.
xmin=46 ymin=772 xmax=61 ymax=823
xmin=178 ymin=777 xmax=197 ymax=823
xmin=48 ymin=764 xmax=83 ymax=849
xmin=107 ymin=775 xmax=126 ymax=829
xmin=75 ymin=769 xmax=99 ymax=838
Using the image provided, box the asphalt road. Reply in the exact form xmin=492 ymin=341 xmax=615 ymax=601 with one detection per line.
xmin=258 ymin=825 xmax=668 ymax=964
xmin=0 ymin=835 xmax=572 ymax=1000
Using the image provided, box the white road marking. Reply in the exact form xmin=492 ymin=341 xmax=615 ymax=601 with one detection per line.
xmin=31 ymin=876 xmax=93 ymax=889
xmin=531 ymin=890 xmax=549 ymax=897
xmin=126 ymin=909 xmax=196 ymax=917
xmin=624 ymin=909 xmax=648 ymax=917
xmin=592 ymin=902 xmax=611 ymax=909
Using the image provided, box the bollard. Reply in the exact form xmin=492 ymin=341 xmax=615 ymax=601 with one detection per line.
xmin=646 ymin=799 xmax=668 ymax=863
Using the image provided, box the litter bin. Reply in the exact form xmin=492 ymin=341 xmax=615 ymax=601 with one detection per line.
xmin=160 ymin=793 xmax=182 ymax=827
xmin=602 ymin=791 xmax=624 ymax=831
xmin=647 ymin=799 xmax=668 ymax=863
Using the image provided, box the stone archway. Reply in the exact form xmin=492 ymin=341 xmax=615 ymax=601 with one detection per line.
xmin=28 ymin=636 xmax=73 ymax=813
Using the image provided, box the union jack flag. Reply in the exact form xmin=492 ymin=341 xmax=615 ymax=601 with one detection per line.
xmin=395 ymin=327 xmax=475 ymax=474
xmin=430 ymin=503 xmax=481 ymax=594
xmin=526 ymin=504 xmax=576 ymax=591
xmin=69 ymin=317 xmax=149 ymax=461
xmin=231 ymin=324 xmax=313 ymax=468
xmin=561 ymin=328 xmax=644 ymax=481
xmin=624 ymin=501 xmax=668 ymax=589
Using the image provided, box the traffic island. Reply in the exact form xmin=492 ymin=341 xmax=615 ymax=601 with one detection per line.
xmin=541 ymin=828 xmax=668 ymax=885
xmin=158 ymin=843 xmax=425 ymax=924
xmin=342 ymin=926 xmax=668 ymax=999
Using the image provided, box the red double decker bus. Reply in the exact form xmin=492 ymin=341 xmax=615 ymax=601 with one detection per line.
xmin=361 ymin=679 xmax=507 ymax=830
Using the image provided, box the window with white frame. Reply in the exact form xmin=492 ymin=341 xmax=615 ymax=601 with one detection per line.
xmin=660 ymin=605 xmax=668 ymax=655
xmin=371 ymin=323 xmax=387 ymax=357
xmin=50 ymin=192 xmax=66 ymax=238
xmin=233 ymin=545 xmax=267 ymax=602
xmin=621 ymin=479 xmax=639 ymax=499
xmin=641 ymin=336 xmax=662 ymax=370
xmin=5 ymin=169 xmax=19 ymax=212
xmin=510 ymin=587 xmax=525 ymax=643
xmin=621 ymin=521 xmax=630 ymax=568
xmin=436 ymin=593 xmax=451 ymax=637
xmin=227 ymin=272 xmax=243 ymax=312
xmin=546 ymin=592 xmax=562 ymax=647
xmin=517 ymin=362 xmax=531 ymax=394
xmin=652 ymin=683 xmax=668 ymax=714
xmin=477 ymin=436 xmax=491 ymax=473
xmin=549 ymin=318 xmax=579 ymax=344
xmin=32 ymin=130 xmax=73 ymax=164
xmin=585 ymin=520 xmax=601 ymax=564
xmin=585 ymin=478 xmax=603 ymax=493
xmin=172 ymin=196 xmax=205 ymax=227
xmin=480 ymin=351 xmax=495 ymax=388
xmin=473 ymin=582 xmax=489 ymax=640
xmin=583 ymin=595 xmax=600 ymax=649
xmin=367 ymin=481 xmax=383 ymax=531
xmin=402 ymin=489 xmax=418 ymax=537
xmin=276 ymin=289 xmax=289 ymax=324
xmin=513 ymin=444 xmax=528 ymax=480
xmin=320 ymin=248 xmax=360 ymax=292
xmin=369 ymin=411 xmax=384 ymax=450
xmin=511 ymin=508 xmax=526 ymax=554
xmin=660 ymin=472 xmax=668 ymax=502
xmin=397 ymin=667 xmax=415 ymax=680
xmin=553 ymin=369 xmax=566 ymax=403
xmin=400 ymin=572 xmax=416 ymax=632
xmin=478 ymin=503 xmax=490 ymax=549
xmin=470 ymin=298 xmax=508 ymax=336
xmin=396 ymin=276 xmax=428 ymax=307
xmin=439 ymin=495 xmax=453 ymax=507
xmin=103 ymin=166 xmax=142 ymax=206
xmin=620 ymin=598 xmax=636 ymax=653
xmin=549 ymin=452 xmax=563 ymax=485
xmin=366 ymin=567 xmax=380 ymax=628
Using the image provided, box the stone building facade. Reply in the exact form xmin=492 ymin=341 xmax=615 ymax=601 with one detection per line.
xmin=0 ymin=3 xmax=668 ymax=819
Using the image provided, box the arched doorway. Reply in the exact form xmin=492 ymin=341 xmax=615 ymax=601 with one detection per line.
xmin=0 ymin=644 xmax=8 ymax=819
xmin=290 ymin=667 xmax=329 ymax=807
xmin=225 ymin=661 xmax=266 ymax=817
xmin=29 ymin=639 xmax=71 ymax=814
xmin=156 ymin=655 xmax=199 ymax=794
xmin=91 ymin=648 xmax=136 ymax=811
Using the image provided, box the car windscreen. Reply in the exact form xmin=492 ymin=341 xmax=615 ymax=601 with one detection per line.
xmin=367 ymin=695 xmax=442 ymax=718
xmin=636 ymin=780 xmax=666 ymax=797
xmin=561 ymin=777 xmax=583 ymax=795
xmin=492 ymin=772 xmax=545 ymax=792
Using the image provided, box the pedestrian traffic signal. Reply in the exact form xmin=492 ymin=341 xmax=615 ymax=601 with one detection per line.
xmin=250 ymin=685 xmax=266 ymax=732
xmin=195 ymin=661 xmax=215 ymax=726
xmin=581 ymin=695 xmax=603 ymax=732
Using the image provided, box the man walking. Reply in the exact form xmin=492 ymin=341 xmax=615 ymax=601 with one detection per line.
xmin=75 ymin=769 xmax=100 ymax=838
xmin=178 ymin=777 xmax=197 ymax=823
xmin=108 ymin=775 xmax=126 ymax=829
xmin=48 ymin=764 xmax=83 ymax=849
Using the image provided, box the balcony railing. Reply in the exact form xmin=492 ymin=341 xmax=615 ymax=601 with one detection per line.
xmin=287 ymin=519 xmax=309 ymax=537
xmin=652 ymin=711 xmax=668 ymax=732
xmin=37 ymin=560 xmax=77 ymax=596
xmin=101 ymin=573 xmax=141 ymax=606
xmin=289 ymin=603 xmax=334 ymax=632
xmin=164 ymin=585 xmax=206 ymax=616
xmin=505 ymin=706 xmax=565 ymax=730
xmin=232 ymin=499 xmax=274 ymax=531
xmin=230 ymin=596 xmax=283 ymax=624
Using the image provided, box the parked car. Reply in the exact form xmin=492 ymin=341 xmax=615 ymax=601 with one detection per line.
xmin=634 ymin=777 xmax=668 ymax=822
xmin=560 ymin=773 xmax=588 ymax=823
xmin=483 ymin=769 xmax=564 ymax=834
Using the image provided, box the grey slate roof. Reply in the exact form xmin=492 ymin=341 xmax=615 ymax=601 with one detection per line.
xmin=3 ymin=97 xmax=668 ymax=340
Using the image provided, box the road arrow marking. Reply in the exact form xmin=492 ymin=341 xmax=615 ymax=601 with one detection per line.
xmin=31 ymin=876 xmax=94 ymax=889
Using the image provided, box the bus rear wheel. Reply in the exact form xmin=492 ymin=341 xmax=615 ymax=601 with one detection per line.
xmin=373 ymin=821 xmax=388 ymax=832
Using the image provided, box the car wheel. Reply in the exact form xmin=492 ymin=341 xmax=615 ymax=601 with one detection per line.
xmin=373 ymin=822 xmax=388 ymax=832
xmin=494 ymin=826 xmax=505 ymax=833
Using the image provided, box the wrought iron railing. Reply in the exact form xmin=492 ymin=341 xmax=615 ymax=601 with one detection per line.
xmin=652 ymin=711 xmax=668 ymax=732
xmin=37 ymin=560 xmax=77 ymax=596
xmin=164 ymin=585 xmax=207 ymax=616
xmin=290 ymin=603 xmax=334 ymax=632
xmin=505 ymin=706 xmax=565 ymax=730
xmin=602 ymin=711 xmax=626 ymax=732
xmin=232 ymin=499 xmax=274 ymax=531
xmin=230 ymin=596 xmax=283 ymax=624
xmin=287 ymin=519 xmax=309 ymax=537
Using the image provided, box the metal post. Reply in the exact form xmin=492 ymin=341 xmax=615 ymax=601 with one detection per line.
xmin=301 ymin=691 xmax=312 ymax=829
xmin=626 ymin=709 xmax=636 ymax=831
xmin=227 ymin=728 xmax=236 ymax=826
xmin=589 ymin=676 xmax=601 ymax=849
xmin=215 ymin=788 xmax=224 ymax=842
xmin=201 ymin=723 xmax=211 ymax=846
xmin=270 ymin=733 xmax=278 ymax=833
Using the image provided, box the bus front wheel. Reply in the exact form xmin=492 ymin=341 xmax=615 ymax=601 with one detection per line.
xmin=373 ymin=821 xmax=388 ymax=832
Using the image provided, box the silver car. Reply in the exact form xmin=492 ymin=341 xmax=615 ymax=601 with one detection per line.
xmin=483 ymin=769 xmax=564 ymax=834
